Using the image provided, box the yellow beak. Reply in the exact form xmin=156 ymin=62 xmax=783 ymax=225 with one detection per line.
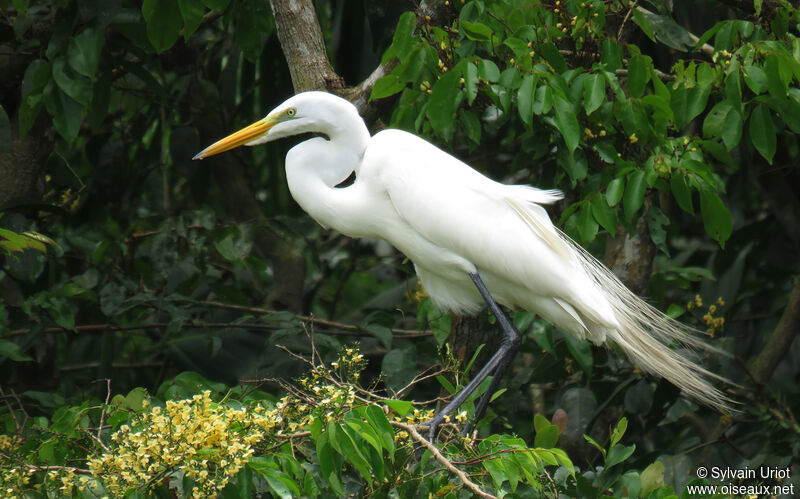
xmin=192 ymin=118 xmax=275 ymax=160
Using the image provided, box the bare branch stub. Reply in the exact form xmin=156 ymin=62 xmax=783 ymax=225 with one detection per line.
xmin=268 ymin=0 xmax=344 ymax=93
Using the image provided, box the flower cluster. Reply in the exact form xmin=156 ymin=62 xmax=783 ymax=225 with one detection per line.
xmin=87 ymin=346 xmax=371 ymax=497
xmin=1 ymin=466 xmax=35 ymax=498
xmin=88 ymin=391 xmax=264 ymax=497
xmin=687 ymin=295 xmax=726 ymax=336
xmin=406 ymin=279 xmax=428 ymax=304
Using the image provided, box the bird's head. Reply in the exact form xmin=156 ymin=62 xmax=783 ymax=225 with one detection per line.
xmin=192 ymin=91 xmax=358 ymax=160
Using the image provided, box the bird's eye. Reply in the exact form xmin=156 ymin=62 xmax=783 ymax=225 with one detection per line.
xmin=286 ymin=108 xmax=296 ymax=117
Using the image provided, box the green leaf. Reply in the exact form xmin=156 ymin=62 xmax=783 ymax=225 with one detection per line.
xmin=696 ymin=63 xmax=715 ymax=89
xmin=743 ymin=65 xmax=767 ymax=94
xmin=724 ymin=68 xmax=742 ymax=105
xmin=316 ymin=434 xmax=344 ymax=496
xmin=533 ymin=413 xmax=550 ymax=433
xmin=336 ymin=424 xmax=374 ymax=482
xmin=47 ymin=89 xmax=84 ymax=144
xmin=773 ymin=96 xmax=800 ymax=133
xmin=0 ymin=106 xmax=10 ymax=153
xmin=518 ymin=74 xmax=537 ymax=126
xmin=699 ymin=188 xmax=732 ymax=248
xmin=553 ymin=95 xmax=580 ymax=154
xmin=459 ymin=108 xmax=481 ymax=144
xmin=610 ymin=417 xmax=628 ymax=447
xmin=534 ymin=423 xmax=560 ymax=449
xmin=627 ymin=54 xmax=651 ymax=98
xmin=563 ymin=334 xmax=593 ymax=375
xmin=460 ymin=20 xmax=493 ymax=42
xmin=532 ymin=84 xmax=553 ymax=115
xmin=576 ymin=205 xmax=598 ymax=243
xmin=142 ymin=0 xmax=182 ymax=53
xmin=583 ymin=73 xmax=605 ymax=115
xmin=749 ymin=104 xmax=776 ymax=164
xmin=702 ymin=100 xmax=742 ymax=150
xmin=52 ymin=58 xmax=92 ymax=107
xmin=124 ymin=387 xmax=148 ymax=410
xmin=364 ymin=405 xmax=395 ymax=455
xmin=234 ymin=0 xmax=272 ymax=61
xmin=68 ymin=29 xmax=103 ymax=78
xmin=561 ymin=149 xmax=587 ymax=181
xmin=583 ymin=434 xmax=606 ymax=456
xmin=601 ymin=39 xmax=623 ymax=71
xmin=640 ymin=461 xmax=665 ymax=496
xmin=632 ymin=8 xmax=655 ymax=42
xmin=642 ymin=94 xmax=674 ymax=122
xmin=623 ymin=170 xmax=646 ymax=219
xmin=591 ymin=195 xmax=617 ymax=236
xmin=606 ymin=443 xmax=636 ymax=469
xmin=764 ymin=55 xmax=787 ymax=99
xmin=391 ymin=12 xmax=416 ymax=63
xmin=540 ymin=42 xmax=567 ymax=73
xmin=671 ymin=85 xmax=710 ymax=129
xmin=427 ymin=67 xmax=463 ymax=141
xmin=645 ymin=12 xmax=694 ymax=51
xmin=647 ymin=206 xmax=669 ymax=255
xmin=593 ymin=141 xmax=617 ymax=163
xmin=606 ymin=178 xmax=624 ymax=207
xmin=617 ymin=99 xmax=650 ymax=140
xmin=0 ymin=339 xmax=33 ymax=362
xmin=370 ymin=74 xmax=405 ymax=100
xmin=381 ymin=399 xmax=412 ymax=417
xmin=465 ymin=62 xmax=478 ymax=105
xmin=670 ymin=171 xmax=694 ymax=214
xmin=177 ymin=0 xmax=205 ymax=41
xmin=695 ymin=21 xmax=724 ymax=50
xmin=257 ymin=464 xmax=300 ymax=499
xmin=364 ymin=324 xmax=392 ymax=350
xmin=478 ymin=59 xmax=500 ymax=82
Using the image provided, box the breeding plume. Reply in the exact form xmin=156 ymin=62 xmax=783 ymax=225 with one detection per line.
xmin=194 ymin=91 xmax=731 ymax=438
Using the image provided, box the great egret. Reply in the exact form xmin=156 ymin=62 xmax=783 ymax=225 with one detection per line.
xmin=194 ymin=91 xmax=732 ymax=439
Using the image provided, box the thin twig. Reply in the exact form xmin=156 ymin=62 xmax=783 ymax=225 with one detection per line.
xmin=0 ymin=387 xmax=27 ymax=435
xmin=262 ymin=431 xmax=313 ymax=452
xmin=199 ymin=299 xmax=433 ymax=337
xmin=95 ymin=379 xmax=112 ymax=451
xmin=393 ymin=365 xmax=449 ymax=399
xmin=30 ymin=464 xmax=93 ymax=475
xmin=59 ymin=362 xmax=164 ymax=372
xmin=391 ymin=421 xmax=497 ymax=499
xmin=617 ymin=0 xmax=639 ymax=42
xmin=9 ymin=320 xmax=431 ymax=339
xmin=274 ymin=344 xmax=315 ymax=367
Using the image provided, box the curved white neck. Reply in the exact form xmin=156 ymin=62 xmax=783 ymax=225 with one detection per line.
xmin=284 ymin=131 xmax=373 ymax=237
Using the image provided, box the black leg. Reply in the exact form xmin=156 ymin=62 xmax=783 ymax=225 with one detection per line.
xmin=426 ymin=272 xmax=522 ymax=441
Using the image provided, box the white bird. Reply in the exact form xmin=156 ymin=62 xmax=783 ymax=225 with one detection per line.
xmin=194 ymin=91 xmax=732 ymax=439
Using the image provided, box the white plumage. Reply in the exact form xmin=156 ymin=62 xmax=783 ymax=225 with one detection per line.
xmin=194 ymin=91 xmax=732 ymax=420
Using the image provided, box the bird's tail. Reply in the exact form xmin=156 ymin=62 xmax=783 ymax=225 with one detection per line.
xmin=567 ymin=232 xmax=736 ymax=413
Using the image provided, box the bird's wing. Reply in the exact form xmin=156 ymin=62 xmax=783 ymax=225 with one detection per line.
xmin=363 ymin=130 xmax=616 ymax=331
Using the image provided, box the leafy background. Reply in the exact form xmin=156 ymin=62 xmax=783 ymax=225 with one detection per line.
xmin=1 ymin=0 xmax=799 ymax=497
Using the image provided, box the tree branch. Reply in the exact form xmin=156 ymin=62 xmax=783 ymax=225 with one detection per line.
xmin=749 ymin=276 xmax=800 ymax=386
xmin=391 ymin=421 xmax=497 ymax=499
xmin=268 ymin=0 xmax=344 ymax=92
xmin=9 ymin=315 xmax=432 ymax=339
